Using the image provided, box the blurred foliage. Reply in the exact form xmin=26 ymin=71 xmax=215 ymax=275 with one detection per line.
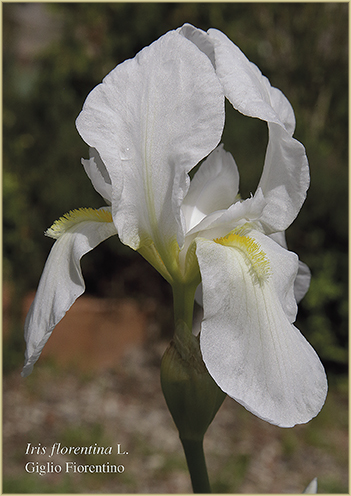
xmin=3 ymin=3 xmax=348 ymax=375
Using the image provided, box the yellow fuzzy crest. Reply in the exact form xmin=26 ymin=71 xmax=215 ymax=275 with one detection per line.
xmin=214 ymin=227 xmax=270 ymax=285
xmin=45 ymin=207 xmax=113 ymax=239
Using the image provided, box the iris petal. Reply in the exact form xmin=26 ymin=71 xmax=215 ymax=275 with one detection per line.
xmin=206 ymin=27 xmax=310 ymax=232
xmin=196 ymin=235 xmax=327 ymax=427
xmin=21 ymin=213 xmax=117 ymax=377
xmin=182 ymin=145 xmax=239 ymax=232
xmin=180 ymin=25 xmax=309 ymax=233
xmin=76 ymin=30 xmax=224 ymax=262
xmin=269 ymin=231 xmax=311 ymax=303
xmin=82 ymin=147 xmax=112 ymax=204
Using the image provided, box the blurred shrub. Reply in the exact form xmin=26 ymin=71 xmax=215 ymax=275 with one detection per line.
xmin=3 ymin=3 xmax=348 ymax=375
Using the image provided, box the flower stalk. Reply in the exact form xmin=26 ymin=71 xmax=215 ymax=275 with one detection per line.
xmin=161 ymin=315 xmax=226 ymax=492
xmin=180 ymin=438 xmax=211 ymax=493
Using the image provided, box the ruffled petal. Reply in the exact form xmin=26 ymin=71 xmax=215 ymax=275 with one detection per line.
xmin=182 ymin=144 xmax=239 ymax=232
xmin=258 ymin=123 xmax=310 ymax=232
xmin=76 ymin=30 xmax=224 ymax=263
xmin=196 ymin=235 xmax=327 ymax=427
xmin=21 ymin=210 xmax=117 ymax=377
xmin=205 ymin=28 xmax=294 ymax=131
xmin=178 ymin=24 xmax=216 ymax=68
xmin=207 ymin=28 xmax=309 ymax=231
xmin=180 ymin=24 xmax=309 ymax=232
xmin=82 ymin=147 xmax=112 ymax=204
xmin=180 ymin=25 xmax=289 ymax=127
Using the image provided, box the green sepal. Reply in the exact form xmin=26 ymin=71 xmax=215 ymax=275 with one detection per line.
xmin=160 ymin=319 xmax=226 ymax=442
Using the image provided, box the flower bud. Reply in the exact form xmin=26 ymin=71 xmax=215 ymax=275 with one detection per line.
xmin=161 ymin=320 xmax=226 ymax=441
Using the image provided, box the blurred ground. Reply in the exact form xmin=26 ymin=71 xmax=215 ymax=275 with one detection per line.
xmin=3 ymin=295 xmax=348 ymax=493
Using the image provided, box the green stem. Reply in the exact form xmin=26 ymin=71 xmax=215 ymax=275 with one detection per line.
xmin=172 ymin=282 xmax=197 ymax=332
xmin=169 ymin=282 xmax=213 ymax=493
xmin=181 ymin=438 xmax=211 ymax=493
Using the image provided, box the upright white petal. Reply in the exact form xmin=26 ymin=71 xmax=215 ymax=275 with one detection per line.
xmin=76 ymin=30 xmax=224 ymax=262
xmin=196 ymin=236 xmax=327 ymax=427
xmin=204 ymin=28 xmax=294 ymax=130
xmin=186 ymin=187 xmax=267 ymax=239
xmin=182 ymin=145 xmax=239 ymax=232
xmin=178 ymin=24 xmax=216 ymax=68
xmin=180 ymin=25 xmax=285 ymax=125
xmin=258 ymin=123 xmax=310 ymax=232
xmin=208 ymin=28 xmax=309 ymax=231
xmin=22 ymin=211 xmax=117 ymax=377
xmin=180 ymin=25 xmax=309 ymax=232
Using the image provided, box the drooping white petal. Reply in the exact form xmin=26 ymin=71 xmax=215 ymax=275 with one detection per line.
xmin=21 ymin=210 xmax=117 ymax=377
xmin=253 ymin=230 xmax=298 ymax=322
xmin=82 ymin=147 xmax=112 ymax=204
xmin=196 ymin=235 xmax=327 ymax=427
xmin=76 ymin=30 xmax=224 ymax=261
xmin=182 ymin=145 xmax=239 ymax=232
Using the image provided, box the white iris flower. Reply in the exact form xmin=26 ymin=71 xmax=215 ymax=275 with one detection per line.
xmin=22 ymin=25 xmax=327 ymax=428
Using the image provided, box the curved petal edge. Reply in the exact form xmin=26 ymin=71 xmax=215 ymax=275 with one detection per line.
xmin=196 ymin=236 xmax=327 ymax=427
xmin=21 ymin=216 xmax=117 ymax=377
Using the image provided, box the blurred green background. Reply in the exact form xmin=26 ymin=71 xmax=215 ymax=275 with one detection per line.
xmin=3 ymin=2 xmax=348 ymax=493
